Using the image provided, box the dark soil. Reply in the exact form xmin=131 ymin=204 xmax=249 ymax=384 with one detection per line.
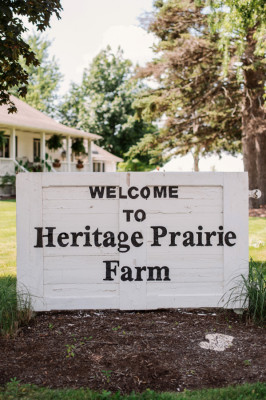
xmin=249 ymin=205 xmax=266 ymax=218
xmin=0 ymin=309 xmax=265 ymax=393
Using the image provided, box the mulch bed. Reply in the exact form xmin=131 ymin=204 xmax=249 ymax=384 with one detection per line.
xmin=0 ymin=309 xmax=265 ymax=393
xmin=249 ymin=205 xmax=266 ymax=218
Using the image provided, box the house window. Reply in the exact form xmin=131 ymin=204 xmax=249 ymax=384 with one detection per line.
xmin=33 ymin=138 xmax=41 ymax=161
xmin=0 ymin=135 xmax=10 ymax=158
xmin=15 ymin=136 xmax=18 ymax=158
xmin=93 ymin=162 xmax=105 ymax=172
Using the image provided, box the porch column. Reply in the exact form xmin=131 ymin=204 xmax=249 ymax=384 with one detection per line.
xmin=66 ymin=136 xmax=71 ymax=172
xmin=88 ymin=139 xmax=92 ymax=172
xmin=10 ymin=128 xmax=16 ymax=160
xmin=40 ymin=132 xmax=46 ymax=160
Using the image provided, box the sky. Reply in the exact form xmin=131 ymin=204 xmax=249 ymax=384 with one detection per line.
xmin=29 ymin=0 xmax=155 ymax=95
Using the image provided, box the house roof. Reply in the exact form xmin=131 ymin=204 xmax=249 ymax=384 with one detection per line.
xmin=92 ymin=143 xmax=123 ymax=163
xmin=0 ymin=96 xmax=101 ymax=140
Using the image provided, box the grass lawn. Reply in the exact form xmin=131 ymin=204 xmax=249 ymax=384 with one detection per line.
xmin=0 ymin=381 xmax=265 ymax=400
xmin=0 ymin=200 xmax=266 ymax=276
xmin=0 ymin=200 xmax=16 ymax=276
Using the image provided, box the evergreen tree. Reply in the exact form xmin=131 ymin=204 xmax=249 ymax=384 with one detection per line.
xmin=134 ymin=0 xmax=242 ymax=171
xmin=60 ymin=46 xmax=158 ymax=168
xmin=207 ymin=0 xmax=266 ymax=205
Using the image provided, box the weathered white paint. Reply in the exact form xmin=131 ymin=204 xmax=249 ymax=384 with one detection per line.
xmin=17 ymin=172 xmax=249 ymax=311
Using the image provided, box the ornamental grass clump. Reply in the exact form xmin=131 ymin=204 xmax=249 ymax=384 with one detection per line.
xmin=226 ymin=260 xmax=266 ymax=325
xmin=0 ymin=276 xmax=33 ymax=336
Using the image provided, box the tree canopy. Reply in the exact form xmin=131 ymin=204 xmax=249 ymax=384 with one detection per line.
xmin=133 ymin=0 xmax=242 ymax=170
xmin=207 ymin=0 xmax=266 ymax=205
xmin=0 ymin=0 xmax=62 ymax=113
xmin=14 ymin=33 xmax=63 ymax=117
xmin=59 ymin=46 xmax=159 ymax=169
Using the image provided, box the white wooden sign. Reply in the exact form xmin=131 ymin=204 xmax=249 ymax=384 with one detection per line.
xmin=17 ymin=172 xmax=248 ymax=311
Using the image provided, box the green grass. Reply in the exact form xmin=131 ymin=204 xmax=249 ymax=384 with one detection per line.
xmin=0 ymin=381 xmax=265 ymax=400
xmin=0 ymin=200 xmax=16 ymax=276
xmin=0 ymin=275 xmax=32 ymax=336
xmin=249 ymin=217 xmax=266 ymax=262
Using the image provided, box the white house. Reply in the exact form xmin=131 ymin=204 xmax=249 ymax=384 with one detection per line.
xmin=0 ymin=96 xmax=122 ymax=179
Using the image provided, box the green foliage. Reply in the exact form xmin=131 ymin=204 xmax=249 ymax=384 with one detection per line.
xmin=13 ymin=33 xmax=63 ymax=117
xmin=134 ymin=0 xmax=242 ymax=165
xmin=46 ymin=134 xmax=63 ymax=151
xmin=0 ymin=131 xmax=7 ymax=147
xmin=0 ymin=381 xmax=266 ymax=399
xmin=249 ymin=217 xmax=266 ymax=262
xmin=208 ymin=0 xmax=266 ymax=62
xmin=0 ymin=174 xmax=16 ymax=190
xmin=59 ymin=46 xmax=157 ymax=168
xmin=0 ymin=201 xmax=16 ymax=277
xmin=0 ymin=0 xmax=62 ymax=113
xmin=0 ymin=276 xmax=32 ymax=336
xmin=71 ymin=138 xmax=86 ymax=156
xmin=224 ymin=260 xmax=266 ymax=325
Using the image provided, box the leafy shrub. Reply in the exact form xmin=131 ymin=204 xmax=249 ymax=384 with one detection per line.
xmin=0 ymin=276 xmax=33 ymax=336
xmin=225 ymin=259 xmax=265 ymax=325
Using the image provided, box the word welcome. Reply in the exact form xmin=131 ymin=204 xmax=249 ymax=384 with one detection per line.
xmin=88 ymin=185 xmax=179 ymax=199
xmin=34 ymin=225 xmax=236 ymax=253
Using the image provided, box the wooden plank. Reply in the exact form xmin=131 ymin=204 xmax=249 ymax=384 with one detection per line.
xmin=17 ymin=173 xmax=44 ymax=310
xmin=44 ymin=283 xmax=119 ymax=297
xmin=223 ymin=173 xmax=249 ymax=308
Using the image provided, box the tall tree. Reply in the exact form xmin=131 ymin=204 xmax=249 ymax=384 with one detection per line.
xmin=60 ymin=46 xmax=158 ymax=167
xmin=134 ymin=0 xmax=242 ymax=171
xmin=207 ymin=0 xmax=266 ymax=205
xmin=0 ymin=0 xmax=62 ymax=113
xmin=15 ymin=33 xmax=63 ymax=117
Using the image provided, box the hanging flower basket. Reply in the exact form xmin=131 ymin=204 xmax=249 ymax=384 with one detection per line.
xmin=76 ymin=159 xmax=84 ymax=169
xmin=53 ymin=159 xmax=61 ymax=168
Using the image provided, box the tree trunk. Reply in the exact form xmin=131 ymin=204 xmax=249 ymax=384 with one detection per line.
xmin=256 ymin=133 xmax=266 ymax=206
xmin=242 ymin=28 xmax=266 ymax=208
xmin=193 ymin=152 xmax=199 ymax=171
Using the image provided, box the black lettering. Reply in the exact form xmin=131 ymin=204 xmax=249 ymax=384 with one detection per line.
xmin=118 ymin=231 xmax=130 ymax=253
xmin=103 ymin=231 xmax=116 ymax=247
xmin=183 ymin=231 xmax=195 ymax=247
xmin=196 ymin=225 xmax=204 ymax=247
xmin=119 ymin=186 xmax=127 ymax=199
xmin=131 ymin=231 xmax=143 ymax=247
xmin=89 ymin=186 xmax=105 ymax=198
xmin=57 ymin=232 xmax=69 ymax=247
xmin=123 ymin=209 xmax=134 ymax=222
xmin=103 ymin=260 xmax=119 ymax=281
xmin=106 ymin=186 xmax=116 ymax=198
xmin=217 ymin=226 xmax=224 ymax=246
xmin=128 ymin=186 xmax=139 ymax=199
xmin=153 ymin=186 xmax=167 ymax=198
xmin=121 ymin=266 xmax=133 ymax=281
xmin=140 ymin=186 xmax=150 ymax=199
xmin=135 ymin=209 xmax=146 ymax=222
xmin=70 ymin=232 xmax=83 ymax=247
xmin=224 ymin=231 xmax=236 ymax=246
xmin=92 ymin=228 xmax=102 ymax=247
xmin=147 ymin=266 xmax=170 ymax=281
xmin=34 ymin=227 xmax=56 ymax=248
xmin=205 ymin=231 xmax=217 ymax=246
xmin=169 ymin=231 xmax=181 ymax=246
xmin=84 ymin=226 xmax=91 ymax=247
xmin=135 ymin=266 xmax=146 ymax=281
xmin=151 ymin=226 xmax=167 ymax=246
xmin=169 ymin=186 xmax=178 ymax=198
